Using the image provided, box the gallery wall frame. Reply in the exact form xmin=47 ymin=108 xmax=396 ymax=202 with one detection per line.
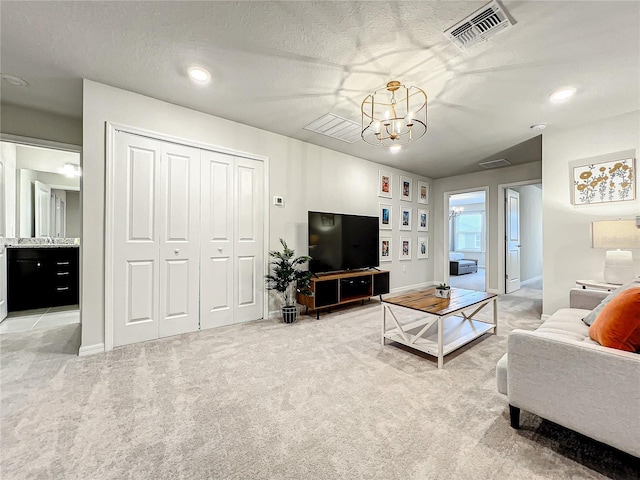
xmin=379 ymin=170 xmax=392 ymax=198
xmin=400 ymin=175 xmax=412 ymax=202
xmin=379 ymin=203 xmax=392 ymax=230
xmin=417 ymin=209 xmax=429 ymax=232
xmin=399 ymin=206 xmax=412 ymax=231
xmin=380 ymin=236 xmax=392 ymax=262
xmin=418 ymin=181 xmax=429 ymax=204
xmin=400 ymin=236 xmax=412 ymax=260
xmin=417 ymin=236 xmax=429 ymax=259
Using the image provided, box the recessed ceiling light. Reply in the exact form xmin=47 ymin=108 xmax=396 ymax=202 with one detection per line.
xmin=389 ymin=145 xmax=402 ymax=154
xmin=549 ymin=86 xmax=576 ymax=103
xmin=1 ymin=74 xmax=29 ymax=87
xmin=188 ymin=66 xmax=211 ymax=85
xmin=530 ymin=123 xmax=547 ymax=131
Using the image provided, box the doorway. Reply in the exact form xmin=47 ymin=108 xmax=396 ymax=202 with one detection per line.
xmin=0 ymin=139 xmax=81 ymax=334
xmin=446 ymin=189 xmax=487 ymax=292
xmin=499 ymin=181 xmax=542 ymax=295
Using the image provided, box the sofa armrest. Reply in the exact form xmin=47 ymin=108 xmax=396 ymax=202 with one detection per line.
xmin=463 ymin=258 xmax=478 ymax=265
xmin=508 ymin=330 xmax=640 ymax=457
xmin=569 ymin=288 xmax=608 ymax=310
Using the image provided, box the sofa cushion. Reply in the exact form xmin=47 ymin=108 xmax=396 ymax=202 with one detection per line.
xmin=536 ymin=308 xmax=592 ymax=342
xmin=589 ymin=287 xmax=640 ymax=352
xmin=582 ymin=279 xmax=640 ymax=326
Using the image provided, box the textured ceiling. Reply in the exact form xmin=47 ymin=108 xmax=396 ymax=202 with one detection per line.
xmin=1 ymin=1 xmax=638 ymax=178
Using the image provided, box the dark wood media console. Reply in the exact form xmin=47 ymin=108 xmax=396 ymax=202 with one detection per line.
xmin=297 ymin=269 xmax=390 ymax=319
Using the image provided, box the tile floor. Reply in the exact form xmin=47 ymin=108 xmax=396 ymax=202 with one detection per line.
xmin=0 ymin=305 xmax=80 ymax=334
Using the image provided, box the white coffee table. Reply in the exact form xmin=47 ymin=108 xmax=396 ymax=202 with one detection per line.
xmin=382 ymin=287 xmax=497 ymax=368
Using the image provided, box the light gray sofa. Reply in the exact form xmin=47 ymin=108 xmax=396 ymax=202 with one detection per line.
xmin=496 ymin=288 xmax=640 ymax=458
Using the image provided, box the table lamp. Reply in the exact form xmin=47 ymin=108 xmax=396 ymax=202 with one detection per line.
xmin=591 ymin=219 xmax=640 ymax=284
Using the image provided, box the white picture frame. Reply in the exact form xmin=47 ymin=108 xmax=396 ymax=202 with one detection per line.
xmin=417 ymin=209 xmax=429 ymax=232
xmin=400 ymin=236 xmax=412 ymax=260
xmin=380 ymin=236 xmax=392 ymax=262
xmin=417 ymin=236 xmax=429 ymax=259
xmin=379 ymin=170 xmax=392 ymax=198
xmin=379 ymin=203 xmax=392 ymax=230
xmin=571 ymin=157 xmax=635 ymax=205
xmin=400 ymin=175 xmax=412 ymax=202
xmin=399 ymin=207 xmax=412 ymax=231
xmin=418 ymin=181 xmax=429 ymax=204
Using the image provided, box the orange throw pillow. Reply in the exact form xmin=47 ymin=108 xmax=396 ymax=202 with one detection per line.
xmin=589 ymin=287 xmax=640 ymax=352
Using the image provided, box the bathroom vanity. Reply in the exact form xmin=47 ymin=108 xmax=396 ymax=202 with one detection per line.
xmin=7 ymin=244 xmax=79 ymax=312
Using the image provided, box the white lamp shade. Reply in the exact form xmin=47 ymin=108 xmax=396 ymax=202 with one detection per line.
xmin=603 ymin=250 xmax=634 ymax=285
xmin=591 ymin=220 xmax=640 ymax=249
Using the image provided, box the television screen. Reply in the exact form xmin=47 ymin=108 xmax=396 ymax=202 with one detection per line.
xmin=308 ymin=211 xmax=379 ymax=273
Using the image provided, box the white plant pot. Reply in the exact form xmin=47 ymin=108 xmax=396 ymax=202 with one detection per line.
xmin=435 ymin=289 xmax=451 ymax=299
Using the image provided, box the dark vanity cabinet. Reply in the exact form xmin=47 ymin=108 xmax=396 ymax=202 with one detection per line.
xmin=7 ymin=247 xmax=79 ymax=312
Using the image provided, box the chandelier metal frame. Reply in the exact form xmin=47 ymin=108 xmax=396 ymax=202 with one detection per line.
xmin=361 ymin=80 xmax=428 ymax=147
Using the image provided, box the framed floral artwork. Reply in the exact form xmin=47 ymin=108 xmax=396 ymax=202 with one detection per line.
xmin=379 ymin=170 xmax=392 ymax=198
xmin=417 ymin=236 xmax=429 ymax=259
xmin=417 ymin=209 xmax=429 ymax=232
xmin=380 ymin=237 xmax=392 ymax=262
xmin=400 ymin=176 xmax=412 ymax=202
xmin=572 ymin=157 xmax=635 ymax=205
xmin=399 ymin=236 xmax=412 ymax=260
xmin=399 ymin=207 xmax=412 ymax=231
xmin=417 ymin=181 xmax=429 ymax=204
xmin=379 ymin=203 xmax=392 ymax=230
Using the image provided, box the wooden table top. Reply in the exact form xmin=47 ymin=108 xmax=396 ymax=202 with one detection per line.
xmin=383 ymin=287 xmax=497 ymax=316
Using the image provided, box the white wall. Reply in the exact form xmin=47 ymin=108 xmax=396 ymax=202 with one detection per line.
xmin=65 ymin=191 xmax=81 ymax=238
xmin=1 ymin=103 xmax=82 ymax=146
xmin=1 ymin=142 xmax=17 ymax=237
xmin=511 ymin=184 xmax=542 ymax=282
xmin=432 ymin=162 xmax=543 ymax=292
xmin=542 ymin=111 xmax=640 ymax=315
xmin=82 ymin=80 xmax=433 ymax=350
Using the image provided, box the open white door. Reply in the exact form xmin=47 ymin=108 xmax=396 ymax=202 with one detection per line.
xmin=505 ymin=188 xmax=521 ymax=293
xmin=0 ymin=158 xmax=7 ymax=321
xmin=34 ymin=180 xmax=51 ymax=237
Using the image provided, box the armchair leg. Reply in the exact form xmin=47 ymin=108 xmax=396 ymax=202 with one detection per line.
xmin=509 ymin=404 xmax=520 ymax=429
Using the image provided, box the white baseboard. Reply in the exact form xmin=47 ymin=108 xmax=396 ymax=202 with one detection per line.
xmin=540 ymin=313 xmax=550 ymax=321
xmin=78 ymin=343 xmax=104 ymax=357
xmin=487 ymin=288 xmax=499 ymax=294
xmin=521 ymin=275 xmax=542 ymax=286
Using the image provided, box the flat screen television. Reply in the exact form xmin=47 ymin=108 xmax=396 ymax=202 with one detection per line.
xmin=308 ymin=211 xmax=379 ymax=273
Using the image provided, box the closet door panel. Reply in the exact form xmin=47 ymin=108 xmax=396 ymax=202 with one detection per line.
xmin=159 ymin=144 xmax=200 ymax=338
xmin=113 ymin=133 xmax=161 ymax=347
xmin=200 ymin=151 xmax=234 ymax=329
xmin=234 ymin=158 xmax=264 ymax=323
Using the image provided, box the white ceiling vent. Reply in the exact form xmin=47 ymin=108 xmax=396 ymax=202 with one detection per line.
xmin=444 ymin=0 xmax=514 ymax=50
xmin=304 ymin=113 xmax=361 ymax=143
xmin=478 ymin=158 xmax=511 ymax=169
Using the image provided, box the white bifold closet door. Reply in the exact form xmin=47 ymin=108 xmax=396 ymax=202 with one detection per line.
xmin=112 ymin=132 xmax=200 ymax=347
xmin=200 ymin=150 xmax=264 ymax=329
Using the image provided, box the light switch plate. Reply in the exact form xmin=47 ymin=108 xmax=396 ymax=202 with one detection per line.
xmin=273 ymin=196 xmax=284 ymax=207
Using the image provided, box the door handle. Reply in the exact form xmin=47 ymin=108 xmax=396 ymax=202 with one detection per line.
xmin=217 ymin=247 xmax=223 ymax=252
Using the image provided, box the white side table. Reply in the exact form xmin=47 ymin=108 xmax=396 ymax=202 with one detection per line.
xmin=575 ymin=279 xmax=619 ymax=292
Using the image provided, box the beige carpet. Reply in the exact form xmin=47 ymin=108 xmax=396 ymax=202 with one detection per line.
xmin=1 ymin=282 xmax=638 ymax=479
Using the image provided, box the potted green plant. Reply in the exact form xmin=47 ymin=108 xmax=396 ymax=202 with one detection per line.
xmin=435 ymin=283 xmax=451 ymax=299
xmin=265 ymin=239 xmax=313 ymax=323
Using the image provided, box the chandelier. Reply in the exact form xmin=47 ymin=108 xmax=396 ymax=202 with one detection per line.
xmin=361 ymin=80 xmax=428 ymax=149
xmin=449 ymin=206 xmax=464 ymax=220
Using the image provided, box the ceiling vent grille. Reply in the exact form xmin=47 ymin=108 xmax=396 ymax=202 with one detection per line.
xmin=478 ymin=158 xmax=511 ymax=169
xmin=444 ymin=0 xmax=514 ymax=50
xmin=304 ymin=113 xmax=361 ymax=143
